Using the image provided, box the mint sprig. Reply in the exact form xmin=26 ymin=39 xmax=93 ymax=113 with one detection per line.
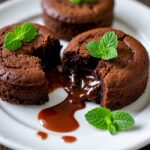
xmin=86 ymin=32 xmax=118 ymax=60
xmin=4 ymin=22 xmax=38 ymax=51
xmin=70 ymin=0 xmax=97 ymax=4
xmin=4 ymin=32 xmax=22 ymax=51
xmin=85 ymin=108 xmax=135 ymax=135
xmin=112 ymin=111 xmax=135 ymax=131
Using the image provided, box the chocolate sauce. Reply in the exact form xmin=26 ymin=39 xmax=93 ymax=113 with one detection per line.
xmin=37 ymin=131 xmax=48 ymax=140
xmin=62 ymin=136 xmax=77 ymax=143
xmin=38 ymin=70 xmax=101 ymax=133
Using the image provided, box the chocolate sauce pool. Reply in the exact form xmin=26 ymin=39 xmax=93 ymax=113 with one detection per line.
xmin=38 ymin=70 xmax=100 ymax=133
xmin=62 ymin=136 xmax=77 ymax=143
xmin=37 ymin=131 xmax=48 ymax=140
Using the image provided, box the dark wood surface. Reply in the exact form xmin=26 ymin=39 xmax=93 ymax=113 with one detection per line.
xmin=138 ymin=0 xmax=150 ymax=6
xmin=0 ymin=0 xmax=149 ymax=149
xmin=0 ymin=0 xmax=6 ymax=2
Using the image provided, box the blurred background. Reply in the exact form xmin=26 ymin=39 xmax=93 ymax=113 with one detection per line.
xmin=1 ymin=0 xmax=150 ymax=6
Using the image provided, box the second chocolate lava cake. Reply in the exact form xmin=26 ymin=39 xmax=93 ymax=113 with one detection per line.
xmin=42 ymin=0 xmax=114 ymax=40
xmin=0 ymin=24 xmax=61 ymax=105
xmin=62 ymin=28 xmax=149 ymax=109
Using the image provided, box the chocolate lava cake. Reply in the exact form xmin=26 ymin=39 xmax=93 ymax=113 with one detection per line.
xmin=0 ymin=24 xmax=61 ymax=105
xmin=42 ymin=0 xmax=114 ymax=40
xmin=62 ymin=28 xmax=149 ymax=109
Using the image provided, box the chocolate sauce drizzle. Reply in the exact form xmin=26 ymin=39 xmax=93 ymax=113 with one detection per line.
xmin=38 ymin=69 xmax=101 ymax=133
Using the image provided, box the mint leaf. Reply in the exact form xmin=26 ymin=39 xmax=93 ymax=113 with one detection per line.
xmin=70 ymin=0 xmax=83 ymax=4
xmin=102 ymin=32 xmax=118 ymax=49
xmin=4 ymin=32 xmax=22 ymax=51
xmin=85 ymin=107 xmax=135 ymax=135
xmin=86 ymin=41 xmax=102 ymax=58
xmin=86 ymin=32 xmax=118 ymax=60
xmin=14 ymin=26 xmax=24 ymax=40
xmin=112 ymin=111 xmax=135 ymax=131
xmin=85 ymin=108 xmax=111 ymax=130
xmin=101 ymin=47 xmax=118 ymax=60
xmin=4 ymin=22 xmax=38 ymax=51
xmin=20 ymin=22 xmax=38 ymax=42
xmin=70 ymin=0 xmax=97 ymax=4
xmin=108 ymin=124 xmax=117 ymax=135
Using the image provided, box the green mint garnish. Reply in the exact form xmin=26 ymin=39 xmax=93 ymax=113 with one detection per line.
xmin=4 ymin=32 xmax=22 ymax=51
xmin=85 ymin=107 xmax=135 ymax=135
xmin=70 ymin=0 xmax=82 ymax=3
xmin=108 ymin=124 xmax=117 ymax=135
xmin=70 ymin=0 xmax=97 ymax=4
xmin=4 ymin=22 xmax=38 ymax=51
xmin=112 ymin=111 xmax=135 ymax=131
xmin=86 ymin=32 xmax=118 ymax=60
xmin=84 ymin=108 xmax=112 ymax=130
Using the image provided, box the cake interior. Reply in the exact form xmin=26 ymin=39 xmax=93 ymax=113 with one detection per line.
xmin=62 ymin=57 xmax=103 ymax=104
xmin=32 ymin=38 xmax=61 ymax=71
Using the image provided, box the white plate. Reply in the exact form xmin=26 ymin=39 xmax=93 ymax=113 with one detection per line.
xmin=0 ymin=0 xmax=150 ymax=150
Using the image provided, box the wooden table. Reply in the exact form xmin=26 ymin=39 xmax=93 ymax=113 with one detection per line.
xmin=0 ymin=0 xmax=149 ymax=149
